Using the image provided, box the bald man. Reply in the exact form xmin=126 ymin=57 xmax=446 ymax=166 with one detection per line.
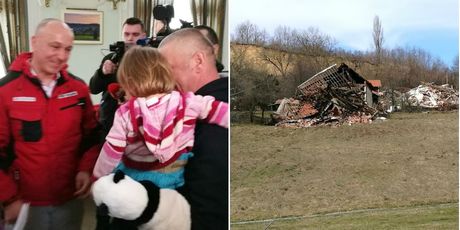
xmin=0 ymin=18 xmax=100 ymax=229
xmin=158 ymin=28 xmax=229 ymax=230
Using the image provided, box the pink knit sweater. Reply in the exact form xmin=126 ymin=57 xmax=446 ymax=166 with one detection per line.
xmin=93 ymin=91 xmax=228 ymax=178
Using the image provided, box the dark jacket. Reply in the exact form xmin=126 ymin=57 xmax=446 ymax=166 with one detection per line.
xmin=180 ymin=77 xmax=229 ymax=230
xmin=216 ymin=60 xmax=225 ymax=73
xmin=89 ymin=53 xmax=118 ymax=139
xmin=0 ymin=52 xmax=100 ymax=206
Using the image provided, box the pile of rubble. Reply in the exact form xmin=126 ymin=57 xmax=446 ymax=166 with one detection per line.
xmin=272 ymin=64 xmax=381 ymax=128
xmin=271 ymin=63 xmax=459 ymax=128
xmin=376 ymin=89 xmax=404 ymax=113
xmin=406 ymin=82 xmax=458 ymax=110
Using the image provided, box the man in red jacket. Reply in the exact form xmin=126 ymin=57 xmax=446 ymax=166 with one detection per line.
xmin=0 ymin=18 xmax=100 ymax=229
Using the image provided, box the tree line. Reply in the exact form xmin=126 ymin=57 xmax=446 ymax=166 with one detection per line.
xmin=230 ymin=18 xmax=459 ymax=117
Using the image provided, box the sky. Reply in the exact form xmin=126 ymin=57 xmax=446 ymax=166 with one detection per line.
xmin=230 ymin=0 xmax=459 ymax=67
xmin=64 ymin=13 xmax=100 ymax=24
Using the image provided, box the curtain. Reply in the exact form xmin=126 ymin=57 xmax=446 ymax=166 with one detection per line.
xmin=0 ymin=0 xmax=27 ymax=66
xmin=134 ymin=0 xmax=153 ymax=36
xmin=135 ymin=0 xmax=174 ymax=37
xmin=190 ymin=0 xmax=226 ymax=60
xmin=154 ymin=0 xmax=174 ymax=5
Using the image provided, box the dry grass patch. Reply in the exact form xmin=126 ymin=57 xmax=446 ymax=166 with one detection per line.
xmin=231 ymin=112 xmax=458 ymax=222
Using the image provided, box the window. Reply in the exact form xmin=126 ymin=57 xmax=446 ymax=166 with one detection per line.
xmin=170 ymin=0 xmax=193 ymax=29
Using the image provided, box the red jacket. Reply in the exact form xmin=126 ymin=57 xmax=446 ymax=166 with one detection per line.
xmin=0 ymin=52 xmax=100 ymax=206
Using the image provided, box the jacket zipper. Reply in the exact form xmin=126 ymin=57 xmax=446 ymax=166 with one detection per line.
xmin=60 ymin=101 xmax=85 ymax=110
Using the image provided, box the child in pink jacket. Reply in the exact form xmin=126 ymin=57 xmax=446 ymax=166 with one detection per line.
xmin=92 ymin=46 xmax=228 ymax=189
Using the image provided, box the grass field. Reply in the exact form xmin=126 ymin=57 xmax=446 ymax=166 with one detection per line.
xmin=231 ymin=203 xmax=458 ymax=229
xmin=230 ymin=111 xmax=458 ymax=228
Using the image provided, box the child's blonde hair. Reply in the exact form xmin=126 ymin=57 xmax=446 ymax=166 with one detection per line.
xmin=117 ymin=46 xmax=175 ymax=97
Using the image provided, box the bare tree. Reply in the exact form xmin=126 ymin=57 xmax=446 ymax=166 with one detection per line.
xmin=452 ymin=55 xmax=459 ymax=75
xmin=295 ymin=27 xmax=336 ymax=57
xmin=231 ymin=21 xmax=268 ymax=45
xmin=230 ymin=43 xmax=253 ymax=101
xmin=261 ymin=27 xmax=296 ymax=78
xmin=373 ymin=15 xmax=384 ymax=64
xmin=270 ymin=26 xmax=297 ymax=52
xmin=230 ymin=43 xmax=251 ymax=76
xmin=450 ymin=55 xmax=459 ymax=88
xmin=262 ymin=48 xmax=292 ymax=78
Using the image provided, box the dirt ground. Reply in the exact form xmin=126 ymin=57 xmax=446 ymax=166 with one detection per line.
xmin=230 ymin=111 xmax=459 ymax=221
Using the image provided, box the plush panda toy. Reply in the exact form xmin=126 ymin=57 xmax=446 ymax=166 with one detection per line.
xmin=92 ymin=170 xmax=191 ymax=230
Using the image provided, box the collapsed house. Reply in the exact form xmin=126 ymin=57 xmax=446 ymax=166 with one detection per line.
xmin=272 ymin=63 xmax=382 ymax=127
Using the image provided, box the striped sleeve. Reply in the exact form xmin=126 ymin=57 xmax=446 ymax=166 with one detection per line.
xmin=186 ymin=93 xmax=229 ymax=128
xmin=92 ymin=107 xmax=128 ymax=178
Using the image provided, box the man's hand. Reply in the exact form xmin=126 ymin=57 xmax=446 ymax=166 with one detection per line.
xmin=102 ymin=60 xmax=117 ymax=75
xmin=3 ymin=199 xmax=23 ymax=224
xmin=74 ymin=171 xmax=91 ymax=199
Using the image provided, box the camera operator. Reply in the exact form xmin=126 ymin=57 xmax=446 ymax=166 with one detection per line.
xmin=89 ymin=17 xmax=146 ymax=139
xmin=153 ymin=5 xmax=174 ymax=37
xmin=139 ymin=4 xmax=175 ymax=48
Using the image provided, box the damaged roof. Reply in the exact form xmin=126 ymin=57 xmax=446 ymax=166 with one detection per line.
xmin=297 ymin=63 xmax=368 ymax=96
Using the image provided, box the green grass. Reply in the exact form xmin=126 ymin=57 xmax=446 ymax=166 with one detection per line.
xmin=74 ymin=34 xmax=99 ymax=41
xmin=231 ymin=203 xmax=458 ymax=230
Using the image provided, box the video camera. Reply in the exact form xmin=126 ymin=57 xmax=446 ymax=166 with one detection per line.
xmin=137 ymin=4 xmax=176 ymax=48
xmin=108 ymin=37 xmax=162 ymax=64
xmin=109 ymin=41 xmax=133 ymax=64
xmin=108 ymin=4 xmax=192 ymax=63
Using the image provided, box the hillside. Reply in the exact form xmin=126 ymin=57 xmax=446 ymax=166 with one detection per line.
xmin=231 ymin=43 xmax=457 ymax=91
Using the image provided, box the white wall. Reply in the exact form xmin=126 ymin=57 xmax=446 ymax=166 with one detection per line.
xmin=27 ymin=0 xmax=132 ymax=103
xmin=25 ymin=0 xmax=229 ymax=102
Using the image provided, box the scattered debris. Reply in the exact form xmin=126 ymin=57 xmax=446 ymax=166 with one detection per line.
xmin=271 ymin=64 xmax=459 ymax=128
xmin=406 ymin=83 xmax=458 ymax=110
xmin=376 ymin=89 xmax=404 ymax=113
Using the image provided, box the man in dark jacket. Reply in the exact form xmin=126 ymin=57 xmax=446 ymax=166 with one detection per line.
xmin=0 ymin=18 xmax=100 ymax=229
xmin=158 ymin=28 xmax=229 ymax=230
xmin=89 ymin=17 xmax=146 ymax=139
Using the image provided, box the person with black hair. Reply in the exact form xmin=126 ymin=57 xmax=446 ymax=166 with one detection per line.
xmin=89 ymin=17 xmax=146 ymax=140
xmin=195 ymin=25 xmax=225 ymax=72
